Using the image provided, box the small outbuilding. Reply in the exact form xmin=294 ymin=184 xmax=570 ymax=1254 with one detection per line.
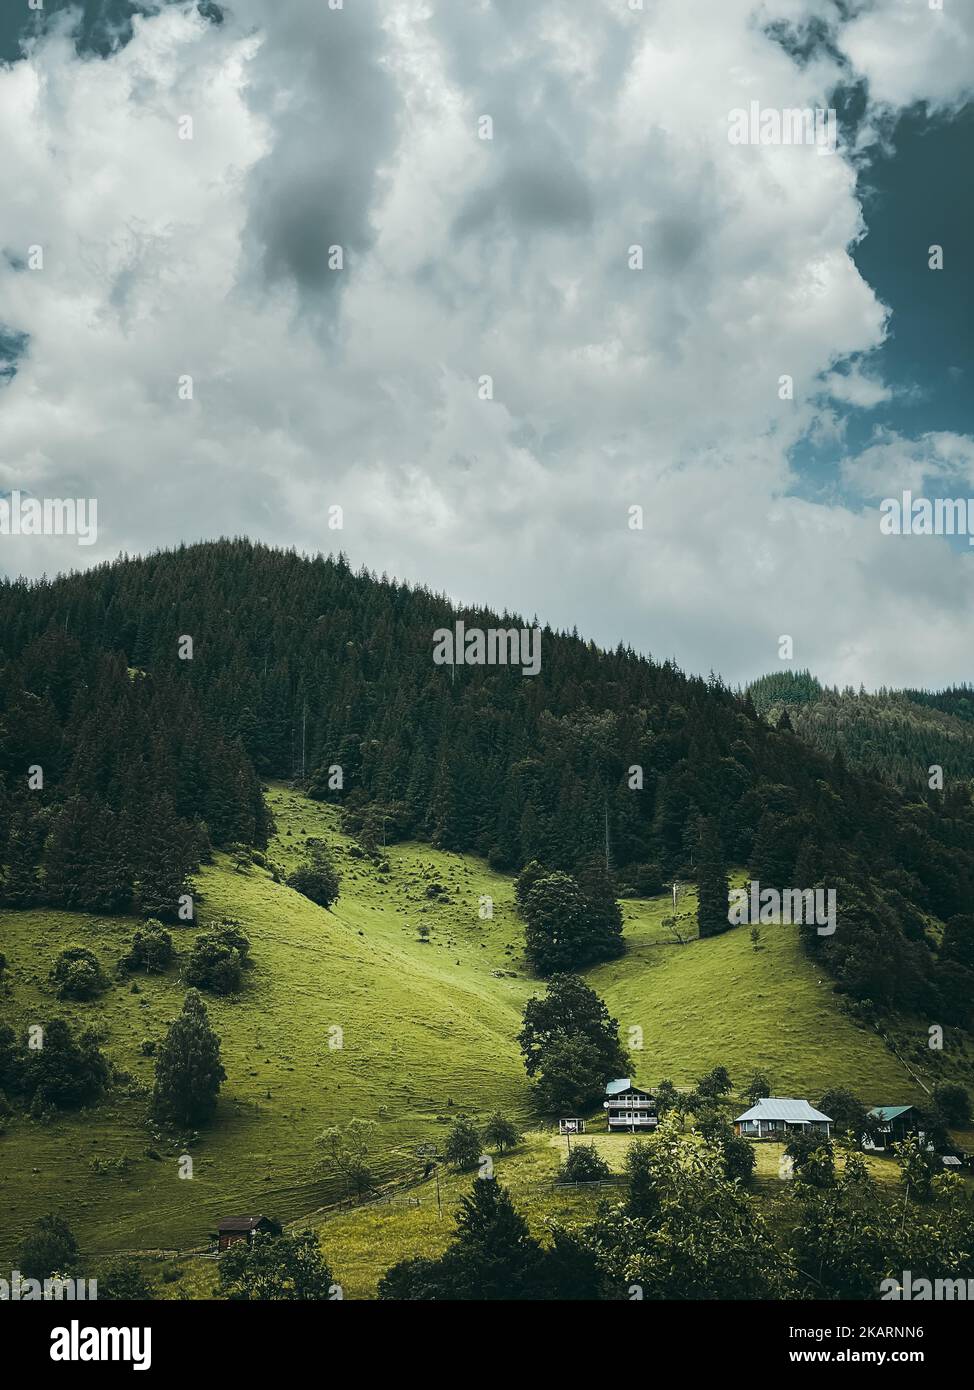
xmin=863 ymin=1105 xmax=922 ymax=1152
xmin=734 ymin=1098 xmax=832 ymax=1139
xmin=216 ymin=1215 xmax=282 ymax=1252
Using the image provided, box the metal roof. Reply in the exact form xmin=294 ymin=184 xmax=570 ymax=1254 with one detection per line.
xmin=218 ymin=1215 xmax=271 ymax=1232
xmin=868 ymin=1106 xmax=914 ymax=1122
xmin=606 ymin=1077 xmax=640 ymax=1096
xmin=735 ymin=1098 xmax=832 ymax=1123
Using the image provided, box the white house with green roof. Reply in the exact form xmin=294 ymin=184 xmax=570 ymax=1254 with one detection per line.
xmin=603 ymin=1078 xmax=658 ymax=1133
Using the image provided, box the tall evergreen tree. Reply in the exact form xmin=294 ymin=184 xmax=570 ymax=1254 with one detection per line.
xmin=152 ymin=990 xmax=226 ymax=1127
xmin=696 ymin=816 xmax=730 ymax=939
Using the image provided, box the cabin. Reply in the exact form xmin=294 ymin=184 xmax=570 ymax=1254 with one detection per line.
xmin=864 ymin=1105 xmax=922 ymax=1152
xmin=603 ymin=1078 xmax=658 ymax=1133
xmin=734 ymin=1098 xmax=832 ymax=1139
xmin=216 ymin=1215 xmax=282 ymax=1252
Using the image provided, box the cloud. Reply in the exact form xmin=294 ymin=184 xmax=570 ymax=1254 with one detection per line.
xmin=839 ymin=0 xmax=974 ymax=115
xmin=841 ymin=430 xmax=974 ymax=497
xmin=0 ymin=0 xmax=972 ymax=690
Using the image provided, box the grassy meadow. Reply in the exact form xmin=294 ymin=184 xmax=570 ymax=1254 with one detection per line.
xmin=0 ymin=784 xmax=968 ymax=1294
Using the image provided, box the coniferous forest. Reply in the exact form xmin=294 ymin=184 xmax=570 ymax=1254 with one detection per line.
xmin=2 ymin=539 xmax=973 ymax=1024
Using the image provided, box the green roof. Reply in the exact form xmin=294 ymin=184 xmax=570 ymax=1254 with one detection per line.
xmin=869 ymin=1105 xmax=914 ymax=1122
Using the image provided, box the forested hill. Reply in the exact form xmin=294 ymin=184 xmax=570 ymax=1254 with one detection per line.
xmin=2 ymin=539 xmax=974 ymax=1025
xmin=746 ymin=671 xmax=974 ymax=790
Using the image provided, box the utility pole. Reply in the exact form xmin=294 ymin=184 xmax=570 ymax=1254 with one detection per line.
xmin=301 ymin=702 xmax=307 ymax=782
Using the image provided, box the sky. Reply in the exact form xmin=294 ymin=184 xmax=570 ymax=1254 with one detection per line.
xmin=0 ymin=0 xmax=972 ymax=690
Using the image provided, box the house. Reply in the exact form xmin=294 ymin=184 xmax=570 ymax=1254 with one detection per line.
xmin=603 ymin=1078 xmax=658 ymax=1133
xmin=558 ymin=1118 xmax=585 ymax=1135
xmin=863 ymin=1105 xmax=922 ymax=1152
xmin=216 ymin=1215 xmax=282 ymax=1252
xmin=734 ymin=1098 xmax=832 ymax=1139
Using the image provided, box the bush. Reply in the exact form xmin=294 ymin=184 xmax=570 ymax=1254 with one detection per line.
xmin=286 ymin=840 xmax=341 ymax=908
xmin=119 ymin=923 xmax=175 ymax=975
xmin=559 ymin=1143 xmax=611 ymax=1183
xmin=444 ymin=1116 xmax=482 ymax=1171
xmin=218 ymin=1231 xmax=334 ymax=1301
xmin=723 ymin=1134 xmax=757 ymax=1182
xmin=184 ymin=924 xmax=250 ymax=995
xmin=19 ymin=1214 xmax=80 ymax=1280
xmin=785 ymin=1131 xmax=835 ymax=1188
xmin=96 ymin=1257 xmax=155 ymax=1301
xmin=49 ymin=947 xmax=108 ymax=1001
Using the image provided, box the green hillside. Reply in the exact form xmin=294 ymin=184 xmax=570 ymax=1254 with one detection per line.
xmin=0 ymin=785 xmax=944 ymax=1269
xmin=590 ymin=903 xmax=926 ymax=1104
xmin=746 ymin=670 xmax=974 ymax=787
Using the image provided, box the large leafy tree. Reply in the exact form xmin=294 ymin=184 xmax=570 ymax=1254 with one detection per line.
xmin=587 ymin=1117 xmax=795 ymax=1299
xmin=518 ymin=974 xmax=629 ymax=1113
xmin=20 ymin=1019 xmax=110 ymax=1112
xmin=219 ymin=1231 xmax=336 ymax=1301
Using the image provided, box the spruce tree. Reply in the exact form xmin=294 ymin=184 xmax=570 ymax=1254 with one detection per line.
xmin=696 ymin=816 xmax=729 ymax=939
xmin=152 ymin=990 xmax=226 ymax=1127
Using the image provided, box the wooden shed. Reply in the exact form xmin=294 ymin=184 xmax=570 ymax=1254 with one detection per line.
xmin=216 ymin=1215 xmax=282 ymax=1251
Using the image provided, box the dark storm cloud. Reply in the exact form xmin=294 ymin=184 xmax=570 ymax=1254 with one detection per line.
xmin=453 ymin=152 xmax=593 ymax=238
xmin=234 ymin=0 xmax=398 ymax=299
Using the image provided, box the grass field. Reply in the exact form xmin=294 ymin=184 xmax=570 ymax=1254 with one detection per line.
xmin=160 ymin=1126 xmax=924 ymax=1301
xmin=0 ymin=783 xmax=965 ymax=1287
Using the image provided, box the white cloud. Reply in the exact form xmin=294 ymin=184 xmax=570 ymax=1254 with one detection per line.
xmin=840 ymin=0 xmax=974 ymax=115
xmin=0 ymin=0 xmax=972 ymax=690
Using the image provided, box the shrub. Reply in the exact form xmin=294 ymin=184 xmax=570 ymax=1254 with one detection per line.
xmin=184 ymin=924 xmax=250 ymax=995
xmin=50 ymin=947 xmax=108 ymax=1001
xmin=20 ymin=1019 xmax=110 ymax=1111
xmin=19 ymin=1214 xmax=80 ymax=1280
xmin=96 ymin=1257 xmax=155 ymax=1300
xmin=559 ymin=1143 xmax=611 ymax=1184
xmin=286 ymin=840 xmax=340 ymax=908
xmin=444 ymin=1116 xmax=482 ymax=1170
xmin=119 ymin=923 xmax=175 ymax=975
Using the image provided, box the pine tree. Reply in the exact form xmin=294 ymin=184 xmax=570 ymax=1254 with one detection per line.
xmin=135 ymin=795 xmax=196 ymax=921
xmin=2 ymin=807 xmax=46 ymax=908
xmin=152 ymin=990 xmax=226 ymax=1127
xmin=696 ymin=816 xmax=729 ymax=939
